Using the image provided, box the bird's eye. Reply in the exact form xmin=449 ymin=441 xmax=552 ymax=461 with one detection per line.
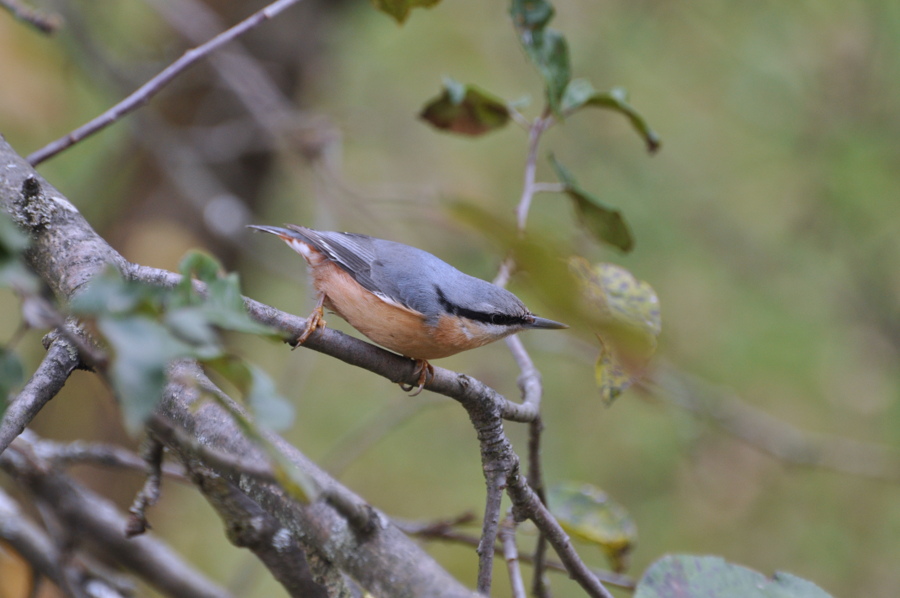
xmin=489 ymin=313 xmax=520 ymax=326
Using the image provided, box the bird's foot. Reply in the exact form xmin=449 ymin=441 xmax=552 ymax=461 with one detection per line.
xmin=292 ymin=304 xmax=325 ymax=349
xmin=400 ymin=359 xmax=434 ymax=396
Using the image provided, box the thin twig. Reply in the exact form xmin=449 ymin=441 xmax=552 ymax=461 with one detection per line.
xmin=516 ymin=110 xmax=553 ymax=231
xmin=126 ymin=437 xmax=165 ymax=537
xmin=501 ymin=513 xmax=527 ymax=598
xmin=3 ymin=435 xmax=234 ymax=598
xmin=472 ymin=416 xmax=508 ymax=595
xmin=506 ymin=334 xmax=543 ymax=413
xmin=27 ymin=0 xmax=305 ymax=165
xmin=149 ymin=414 xmax=277 ymax=483
xmin=528 ymin=417 xmax=551 ymax=598
xmin=34 ymin=438 xmax=188 ymax=481
xmin=505 ymin=105 xmax=559 ymax=596
xmin=0 ymin=0 xmax=61 ymax=34
xmin=507 ymin=106 xmax=531 ymax=130
xmin=396 ymin=513 xmax=636 ymax=589
xmin=0 ymin=487 xmax=132 ymax=597
xmin=472 ymin=105 xmax=558 ymax=595
xmin=507 ymin=473 xmax=616 ymax=598
xmin=0 ymin=330 xmax=80 ymax=456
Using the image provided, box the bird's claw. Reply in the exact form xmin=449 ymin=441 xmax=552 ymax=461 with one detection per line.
xmin=292 ymin=305 xmax=325 ymax=349
xmin=400 ymin=359 xmax=434 ymax=396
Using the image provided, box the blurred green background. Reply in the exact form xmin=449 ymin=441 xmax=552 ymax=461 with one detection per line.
xmin=2 ymin=0 xmax=899 ymax=596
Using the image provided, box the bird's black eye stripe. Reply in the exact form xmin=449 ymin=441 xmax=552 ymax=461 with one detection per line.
xmin=434 ymin=286 xmax=528 ymax=327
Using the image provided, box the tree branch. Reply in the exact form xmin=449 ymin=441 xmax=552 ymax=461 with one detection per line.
xmin=0 ymin=487 xmax=132 ymax=598
xmin=500 ymin=514 xmax=527 ymax=598
xmin=26 ymin=0 xmax=306 ymax=165
xmin=507 ymin=473 xmax=616 ymax=598
xmin=0 ymin=328 xmax=81 ymax=456
xmin=168 ymin=436 xmax=331 ymax=598
xmin=2 ymin=434 xmax=232 ymax=598
xmin=0 ymin=0 xmax=61 ymax=34
xmin=397 ymin=515 xmax=636 ymax=590
xmin=1 ymin=134 xmax=480 ymax=597
xmin=32 ymin=438 xmax=188 ymax=481
xmin=154 ymin=361 xmax=479 ymax=597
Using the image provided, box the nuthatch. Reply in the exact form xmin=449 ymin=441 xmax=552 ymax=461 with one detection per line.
xmin=248 ymin=224 xmax=567 ymax=393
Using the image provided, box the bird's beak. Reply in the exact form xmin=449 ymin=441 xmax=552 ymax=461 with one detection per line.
xmin=526 ymin=315 xmax=568 ymax=330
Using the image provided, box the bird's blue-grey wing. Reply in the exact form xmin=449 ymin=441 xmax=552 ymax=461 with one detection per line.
xmin=285 ymin=226 xmax=419 ymax=308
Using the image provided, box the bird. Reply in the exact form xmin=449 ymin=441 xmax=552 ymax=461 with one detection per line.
xmin=248 ymin=224 xmax=567 ymax=393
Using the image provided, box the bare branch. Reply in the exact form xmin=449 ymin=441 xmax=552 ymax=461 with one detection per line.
xmin=145 ymin=0 xmax=312 ymax=144
xmin=528 ymin=417 xmax=551 ymax=598
xmin=33 ymin=438 xmax=188 ymax=481
xmin=0 ymin=487 xmax=132 ymax=598
xmin=506 ymin=333 xmax=543 ymax=415
xmin=0 ymin=0 xmax=61 ymax=34
xmin=501 ymin=514 xmax=527 ymax=598
xmin=126 ymin=437 xmax=165 ymax=537
xmin=494 ymin=106 xmax=557 ymax=595
xmin=516 ymin=110 xmax=554 ymax=231
xmin=0 ymin=330 xmax=81 ymax=456
xmin=397 ymin=515 xmax=636 ymax=590
xmin=2 ymin=435 xmax=233 ymax=598
xmin=27 ymin=0 xmax=306 ymax=165
xmin=507 ymin=473 xmax=616 ymax=598
xmin=153 ymin=361 xmax=480 ymax=597
xmin=0 ymin=131 xmax=538 ymax=597
xmin=172 ymin=449 xmax=331 ymax=598
xmin=149 ymin=414 xmax=277 ymax=483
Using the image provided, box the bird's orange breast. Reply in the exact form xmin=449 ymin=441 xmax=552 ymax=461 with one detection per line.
xmin=308 ymin=260 xmax=497 ymax=360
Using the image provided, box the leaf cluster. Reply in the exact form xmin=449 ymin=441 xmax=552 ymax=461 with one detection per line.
xmin=416 ymin=0 xmax=659 ymax=253
xmin=71 ymin=251 xmax=292 ymax=432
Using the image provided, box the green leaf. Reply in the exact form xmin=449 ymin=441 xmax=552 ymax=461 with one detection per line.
xmin=371 ymin=0 xmax=441 ymax=24
xmin=510 ymin=0 xmax=571 ymax=113
xmin=0 ymin=261 xmax=40 ymax=294
xmin=549 ymin=155 xmax=634 ymax=252
xmin=99 ymin=316 xmax=206 ymax=432
xmin=70 ymin=268 xmax=165 ymax=317
xmin=204 ymin=275 xmax=275 ymax=335
xmin=594 ymin=341 xmax=631 ymax=405
xmin=164 ymin=307 xmax=221 ymax=353
xmin=569 ymin=257 xmax=661 ymax=403
xmin=77 ymin=255 xmax=282 ymax=433
xmin=635 ymin=555 xmax=833 ymax=598
xmin=205 ymin=356 xmax=294 ymax=431
xmin=510 ymin=0 xmax=554 ymax=29
xmin=0 ymin=213 xmax=39 ymax=294
xmin=174 ymin=250 xmax=222 ymax=307
xmin=561 ymin=80 xmax=661 ymax=153
xmin=0 ymin=213 xmax=30 ymax=258
xmin=549 ymin=482 xmax=637 ymax=573
xmin=0 ymin=347 xmax=25 ymax=416
xmin=420 ymin=78 xmax=511 ymax=136
xmin=176 ymin=251 xmax=279 ymax=337
xmin=244 ymin=364 xmax=294 ymax=430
